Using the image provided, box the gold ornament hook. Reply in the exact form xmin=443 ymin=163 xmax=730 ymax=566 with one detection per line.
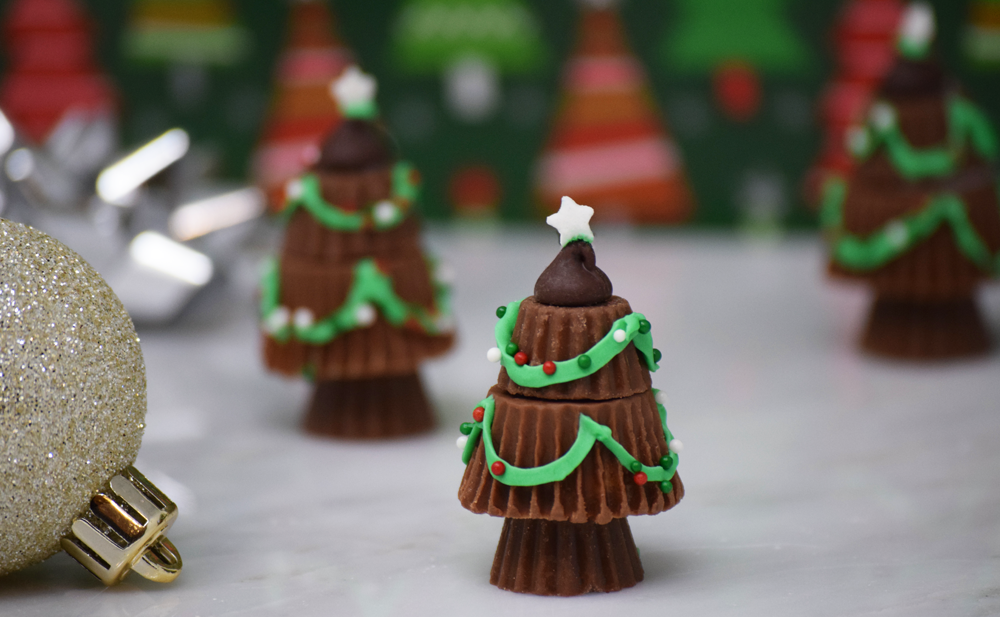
xmin=61 ymin=466 xmax=182 ymax=585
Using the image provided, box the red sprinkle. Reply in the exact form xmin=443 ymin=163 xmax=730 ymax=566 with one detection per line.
xmin=514 ymin=351 xmax=528 ymax=366
xmin=491 ymin=461 xmax=506 ymax=475
xmin=472 ymin=407 xmax=485 ymax=422
xmin=542 ymin=361 xmax=556 ymax=375
xmin=633 ymin=472 xmax=648 ymax=485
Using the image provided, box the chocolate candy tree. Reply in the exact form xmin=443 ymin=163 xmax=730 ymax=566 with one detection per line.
xmin=457 ymin=197 xmax=683 ymax=595
xmin=261 ymin=66 xmax=454 ymax=437
xmin=821 ymin=4 xmax=1000 ymax=359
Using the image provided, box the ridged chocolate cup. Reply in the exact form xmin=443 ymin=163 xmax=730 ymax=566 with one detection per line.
xmin=496 ymin=296 xmax=652 ymax=401
xmin=490 ymin=518 xmax=643 ymax=596
xmin=264 ymin=317 xmax=454 ymax=380
xmin=283 ymin=210 xmax=424 ymax=263
xmin=275 ymin=251 xmax=437 ymax=314
xmin=861 ymin=294 xmax=991 ymax=359
xmin=831 ymin=164 xmax=1000 ymax=300
xmin=458 ymin=386 xmax=683 ymax=525
xmin=304 ymin=373 xmax=434 ymax=439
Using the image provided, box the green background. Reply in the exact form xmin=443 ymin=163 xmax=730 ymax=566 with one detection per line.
xmin=1 ymin=0 xmax=993 ymax=228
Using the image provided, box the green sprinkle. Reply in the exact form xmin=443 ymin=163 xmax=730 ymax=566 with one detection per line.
xmin=659 ymin=455 xmax=673 ymax=469
xmin=629 ymin=461 xmax=642 ymax=473
xmin=639 ymin=319 xmax=651 ymax=334
xmin=496 ymin=306 xmax=507 ymax=318
xmin=653 ymin=348 xmax=662 ymax=363
xmin=660 ymin=481 xmax=673 ymax=494
xmin=505 ymin=342 xmax=519 ymax=355
xmin=577 ymin=354 xmax=591 ymax=368
xmin=460 ymin=422 xmax=474 ymax=436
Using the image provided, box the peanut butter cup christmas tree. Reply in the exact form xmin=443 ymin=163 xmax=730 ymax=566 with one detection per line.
xmin=457 ymin=197 xmax=683 ymax=595
xmin=821 ymin=3 xmax=1000 ymax=359
xmin=262 ymin=67 xmax=455 ymax=438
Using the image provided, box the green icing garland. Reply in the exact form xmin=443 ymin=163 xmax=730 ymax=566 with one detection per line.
xmin=849 ymin=96 xmax=997 ymax=180
xmin=260 ymin=256 xmax=452 ymax=344
xmin=820 ymin=176 xmax=1000 ymax=273
xmin=460 ymin=390 xmax=679 ymax=493
xmin=494 ymin=299 xmax=660 ymax=388
xmin=282 ymin=161 xmax=420 ymax=231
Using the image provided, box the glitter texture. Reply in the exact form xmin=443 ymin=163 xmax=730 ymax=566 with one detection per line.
xmin=0 ymin=219 xmax=145 ymax=575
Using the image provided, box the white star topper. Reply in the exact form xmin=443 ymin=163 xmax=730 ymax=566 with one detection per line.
xmin=546 ymin=196 xmax=595 ymax=246
xmin=331 ymin=65 xmax=377 ymax=116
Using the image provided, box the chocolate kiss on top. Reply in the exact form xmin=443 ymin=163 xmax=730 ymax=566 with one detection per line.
xmin=316 ymin=119 xmax=396 ymax=172
xmin=878 ymin=57 xmax=948 ymax=98
xmin=534 ymin=240 xmax=613 ymax=307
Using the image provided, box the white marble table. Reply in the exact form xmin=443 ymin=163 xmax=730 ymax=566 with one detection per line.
xmin=3 ymin=227 xmax=999 ymax=617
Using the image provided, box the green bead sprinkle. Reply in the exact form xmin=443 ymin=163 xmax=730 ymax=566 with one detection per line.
xmin=659 ymin=455 xmax=673 ymax=469
xmin=639 ymin=319 xmax=651 ymax=334
xmin=505 ymin=342 xmax=519 ymax=355
xmin=653 ymin=348 xmax=662 ymax=363
xmin=460 ymin=422 xmax=474 ymax=436
xmin=577 ymin=354 xmax=591 ymax=368
xmin=496 ymin=306 xmax=507 ymax=318
xmin=629 ymin=461 xmax=642 ymax=473
xmin=660 ymin=481 xmax=673 ymax=494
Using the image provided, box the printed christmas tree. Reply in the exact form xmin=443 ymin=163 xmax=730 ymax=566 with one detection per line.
xmin=820 ymin=3 xmax=1000 ymax=359
xmin=390 ymin=0 xmax=547 ymax=122
xmin=807 ymin=0 xmax=904 ymax=202
xmin=123 ymin=0 xmax=250 ymax=66
xmin=254 ymin=0 xmax=354 ymax=210
xmin=536 ymin=1 xmax=693 ymax=224
xmin=0 ymin=0 xmax=117 ymax=143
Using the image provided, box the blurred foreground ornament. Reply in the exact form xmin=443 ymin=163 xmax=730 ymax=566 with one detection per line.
xmin=0 ymin=218 xmax=182 ymax=584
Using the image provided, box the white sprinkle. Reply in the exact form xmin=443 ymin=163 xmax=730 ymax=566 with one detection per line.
xmin=486 ymin=347 xmax=501 ymax=363
xmin=869 ymin=102 xmax=896 ymax=131
xmin=456 ymin=435 xmax=469 ymax=449
xmin=293 ymin=307 xmax=314 ymax=329
xmin=263 ymin=306 xmax=290 ymax=333
xmin=654 ymin=390 xmax=668 ymax=406
xmin=373 ymin=200 xmax=397 ymax=224
xmin=669 ymin=439 xmax=684 ymax=454
xmin=285 ymin=178 xmax=303 ymax=200
xmin=846 ymin=126 xmax=870 ymax=155
xmin=355 ymin=303 xmax=377 ymax=326
xmin=613 ymin=329 xmax=627 ymax=343
xmin=885 ymin=221 xmax=909 ymax=248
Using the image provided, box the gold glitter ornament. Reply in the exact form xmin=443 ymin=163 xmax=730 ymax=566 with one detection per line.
xmin=0 ymin=219 xmax=181 ymax=584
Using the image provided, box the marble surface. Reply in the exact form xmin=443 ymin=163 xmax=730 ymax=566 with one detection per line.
xmin=2 ymin=227 xmax=1000 ymax=616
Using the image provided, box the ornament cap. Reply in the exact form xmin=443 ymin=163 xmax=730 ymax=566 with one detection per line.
xmin=61 ymin=466 xmax=182 ymax=585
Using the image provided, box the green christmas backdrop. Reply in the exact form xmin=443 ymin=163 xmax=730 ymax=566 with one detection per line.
xmin=0 ymin=0 xmax=994 ymax=228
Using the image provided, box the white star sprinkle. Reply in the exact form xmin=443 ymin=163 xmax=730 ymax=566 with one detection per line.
xmin=331 ymin=66 xmax=377 ymax=115
xmin=546 ymin=196 xmax=595 ymax=247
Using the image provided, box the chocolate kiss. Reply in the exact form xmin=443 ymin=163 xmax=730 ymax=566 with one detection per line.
xmin=316 ymin=119 xmax=396 ymax=172
xmin=534 ymin=240 xmax=613 ymax=307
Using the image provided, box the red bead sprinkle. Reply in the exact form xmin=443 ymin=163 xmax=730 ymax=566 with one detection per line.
xmin=491 ymin=461 xmax=506 ymax=475
xmin=542 ymin=361 xmax=556 ymax=375
xmin=472 ymin=407 xmax=485 ymax=422
xmin=514 ymin=351 xmax=528 ymax=366
xmin=633 ymin=472 xmax=648 ymax=485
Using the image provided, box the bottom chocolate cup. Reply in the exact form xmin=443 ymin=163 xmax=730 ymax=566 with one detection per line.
xmin=304 ymin=373 xmax=434 ymax=439
xmin=861 ymin=293 xmax=991 ymax=359
xmin=490 ymin=517 xmax=643 ymax=596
